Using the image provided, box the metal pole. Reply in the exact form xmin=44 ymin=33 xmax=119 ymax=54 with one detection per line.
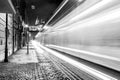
xmin=12 ymin=14 xmax=15 ymax=54
xmin=27 ymin=29 xmax=29 ymax=54
xmin=4 ymin=13 xmax=8 ymax=62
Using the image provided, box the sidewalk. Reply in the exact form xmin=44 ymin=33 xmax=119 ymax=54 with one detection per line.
xmin=9 ymin=46 xmax=38 ymax=64
xmin=0 ymin=44 xmax=40 ymax=80
xmin=0 ymin=42 xmax=69 ymax=80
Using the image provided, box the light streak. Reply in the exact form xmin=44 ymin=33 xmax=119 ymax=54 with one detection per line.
xmin=47 ymin=45 xmax=120 ymax=62
xmin=33 ymin=41 xmax=117 ymax=80
xmin=31 ymin=40 xmax=44 ymax=53
xmin=8 ymin=0 xmax=16 ymax=14
xmin=44 ymin=0 xmax=69 ymax=28
xmin=69 ymin=0 xmax=113 ymax=22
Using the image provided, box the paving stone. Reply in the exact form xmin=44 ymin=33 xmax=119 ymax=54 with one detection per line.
xmin=0 ymin=44 xmax=70 ymax=80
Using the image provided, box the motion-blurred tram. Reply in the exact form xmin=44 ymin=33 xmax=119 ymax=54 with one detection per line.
xmin=36 ymin=0 xmax=120 ymax=72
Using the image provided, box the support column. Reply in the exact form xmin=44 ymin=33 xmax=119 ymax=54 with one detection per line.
xmin=4 ymin=13 xmax=8 ymax=62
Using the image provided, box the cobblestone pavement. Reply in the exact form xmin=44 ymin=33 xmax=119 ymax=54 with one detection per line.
xmin=0 ymin=45 xmax=70 ymax=80
xmin=36 ymin=52 xmax=70 ymax=80
xmin=0 ymin=63 xmax=39 ymax=80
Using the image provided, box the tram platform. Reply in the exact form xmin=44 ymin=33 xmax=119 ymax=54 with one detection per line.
xmin=0 ymin=42 xmax=69 ymax=80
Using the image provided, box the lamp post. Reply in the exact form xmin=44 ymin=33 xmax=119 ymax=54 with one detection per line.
xmin=4 ymin=13 xmax=8 ymax=62
xmin=25 ymin=24 xmax=29 ymax=54
xmin=27 ymin=28 xmax=29 ymax=54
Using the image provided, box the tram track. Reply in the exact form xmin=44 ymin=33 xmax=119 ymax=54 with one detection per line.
xmin=35 ymin=49 xmax=85 ymax=80
xmin=35 ymin=50 xmax=71 ymax=80
xmin=43 ymin=50 xmax=99 ymax=80
xmin=33 ymin=41 xmax=99 ymax=80
xmin=46 ymin=53 xmax=84 ymax=80
xmin=32 ymin=41 xmax=120 ymax=80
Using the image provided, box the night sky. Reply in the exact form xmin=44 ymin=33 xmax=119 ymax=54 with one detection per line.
xmin=24 ymin=0 xmax=63 ymax=26
xmin=11 ymin=0 xmax=63 ymax=26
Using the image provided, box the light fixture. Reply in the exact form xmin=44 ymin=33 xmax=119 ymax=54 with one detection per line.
xmin=25 ymin=24 xmax=28 ymax=28
xmin=78 ymin=0 xmax=83 ymax=2
xmin=31 ymin=5 xmax=35 ymax=9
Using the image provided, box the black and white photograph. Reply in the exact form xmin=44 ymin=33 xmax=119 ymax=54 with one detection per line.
xmin=0 ymin=0 xmax=120 ymax=80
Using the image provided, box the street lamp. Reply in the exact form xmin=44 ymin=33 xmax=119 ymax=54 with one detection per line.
xmin=25 ymin=24 xmax=28 ymax=28
xmin=4 ymin=13 xmax=8 ymax=62
xmin=24 ymin=24 xmax=29 ymax=54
